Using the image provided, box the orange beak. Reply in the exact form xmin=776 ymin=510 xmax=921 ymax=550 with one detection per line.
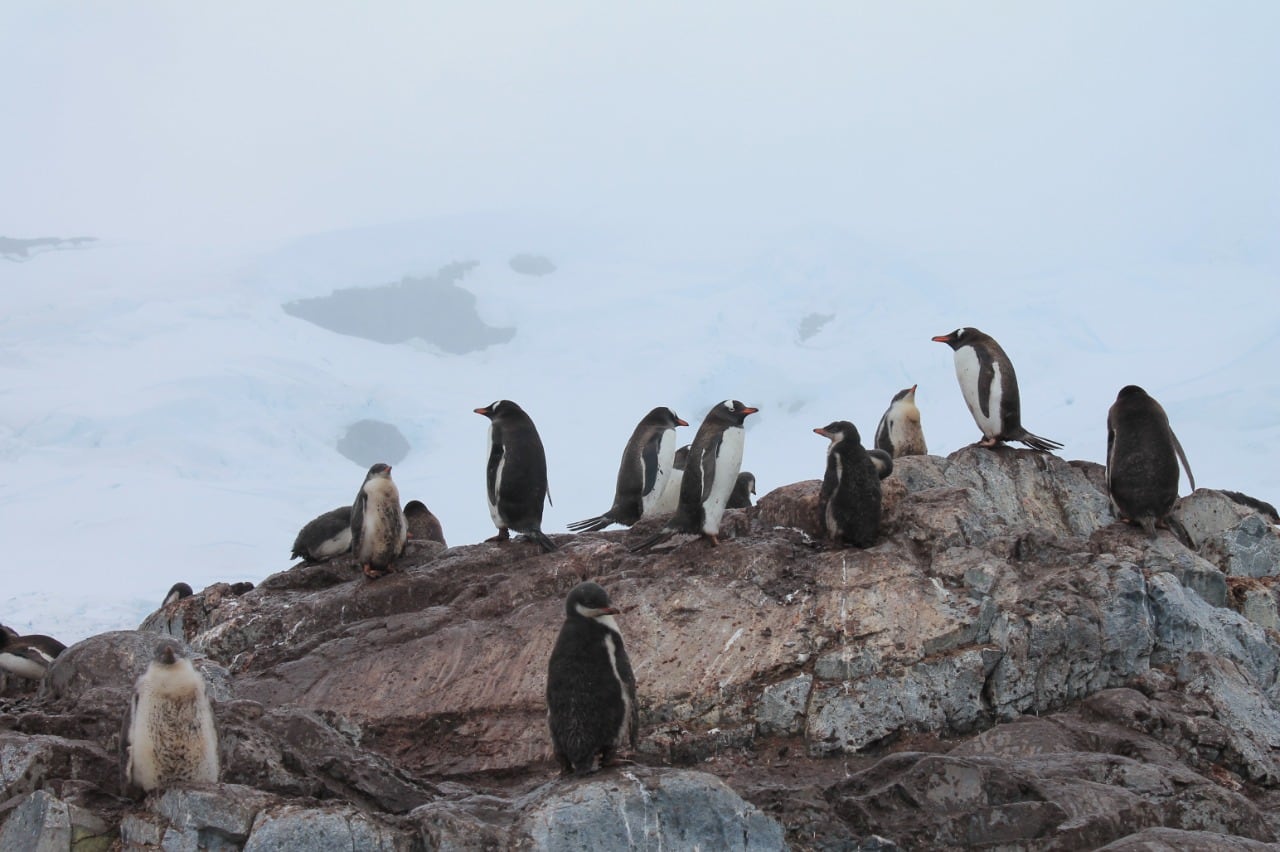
xmin=930 ymin=335 xmax=950 ymax=343
xmin=742 ymin=407 xmax=759 ymax=416
xmin=676 ymin=418 xmax=689 ymax=427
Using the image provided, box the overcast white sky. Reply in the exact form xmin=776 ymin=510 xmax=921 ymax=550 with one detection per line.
xmin=3 ymin=3 xmax=1277 ymax=269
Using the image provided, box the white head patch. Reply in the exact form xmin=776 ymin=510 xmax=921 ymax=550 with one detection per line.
xmin=721 ymin=400 xmax=734 ymax=411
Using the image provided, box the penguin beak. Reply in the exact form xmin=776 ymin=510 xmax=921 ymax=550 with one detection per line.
xmin=742 ymin=407 xmax=759 ymax=416
xmin=601 ymin=606 xmax=620 ymax=615
xmin=676 ymin=418 xmax=689 ymax=427
xmin=930 ymin=335 xmax=950 ymax=343
xmin=910 ymin=384 xmax=918 ymax=394
xmin=813 ymin=428 xmax=830 ymax=438
xmin=473 ymin=407 xmax=490 ymax=416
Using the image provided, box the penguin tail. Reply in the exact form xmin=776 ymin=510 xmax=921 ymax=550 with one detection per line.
xmin=566 ymin=515 xmax=613 ymax=533
xmin=523 ymin=529 xmax=559 ymax=553
xmin=630 ymin=529 xmax=675 ymax=553
xmin=1138 ymin=516 xmax=1158 ymax=539
xmin=1016 ymin=431 xmax=1064 ymax=453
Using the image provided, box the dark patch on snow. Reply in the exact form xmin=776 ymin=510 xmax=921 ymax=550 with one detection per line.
xmin=1 ymin=236 xmax=97 ymax=262
xmin=797 ymin=313 xmax=835 ymax=342
xmin=283 ymin=261 xmax=515 ymax=354
xmin=508 ymin=253 xmax=556 ymax=276
xmin=337 ymin=419 xmax=411 ymax=467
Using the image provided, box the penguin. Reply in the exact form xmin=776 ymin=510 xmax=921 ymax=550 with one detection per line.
xmin=727 ymin=472 xmax=756 ymax=509
xmin=567 ymin=407 xmax=689 ymax=532
xmin=546 ymin=581 xmax=638 ymax=775
xmin=874 ymin=385 xmax=928 ymax=458
xmin=0 ymin=626 xmax=66 ymax=681
xmin=814 ymin=421 xmax=891 ymax=548
xmin=475 ymin=400 xmax=556 ymax=552
xmin=631 ymin=400 xmax=758 ymax=550
xmin=350 ymin=463 xmax=408 ymax=579
xmin=1106 ymin=385 xmax=1196 ymax=537
xmin=120 ymin=639 xmax=220 ymax=793
xmin=647 ymin=444 xmax=691 ymax=516
xmin=932 ymin=328 xmax=1062 ymax=452
xmin=404 ymin=500 xmax=447 ymax=545
xmin=161 ymin=583 xmax=193 ymax=607
xmin=291 ymin=506 xmax=353 ymax=563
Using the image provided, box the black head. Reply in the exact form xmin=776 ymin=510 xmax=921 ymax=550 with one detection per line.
xmin=707 ymin=399 xmax=759 ymax=426
xmin=564 ymin=581 xmax=618 ymax=620
xmin=931 ymin=328 xmax=987 ymax=350
xmin=813 ymin=420 xmax=859 ymax=445
xmin=404 ymin=499 xmax=430 ymax=517
xmin=644 ymin=406 xmax=689 ymax=429
xmin=0 ymin=624 xmax=18 ymax=643
xmin=153 ymin=639 xmax=183 ymax=666
xmin=364 ymin=463 xmax=393 ymax=481
xmin=1115 ymin=385 xmax=1149 ymax=401
xmin=739 ymin=472 xmax=757 ymax=494
xmin=163 ymin=583 xmax=193 ymax=607
xmin=891 ymin=384 xmax=918 ymax=403
xmin=474 ymin=400 xmax=527 ymax=420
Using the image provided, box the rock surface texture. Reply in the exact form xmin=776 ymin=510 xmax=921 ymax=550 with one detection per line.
xmin=2 ymin=446 xmax=1279 ymax=850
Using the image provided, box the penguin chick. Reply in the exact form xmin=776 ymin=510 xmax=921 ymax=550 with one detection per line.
xmin=874 ymin=385 xmax=928 ymax=458
xmin=631 ymin=400 xmax=758 ymax=551
xmin=291 ymin=506 xmax=353 ymax=563
xmin=0 ymin=627 xmax=66 ymax=681
xmin=475 ymin=400 xmax=557 ymax=552
xmin=120 ymin=639 xmax=219 ymax=793
xmin=568 ymin=407 xmax=688 ymax=532
xmin=814 ymin=421 xmax=885 ymax=548
xmin=932 ymin=328 xmax=1062 ymax=452
xmin=161 ymin=583 xmax=193 ymax=608
xmin=404 ymin=500 xmax=447 ymax=545
xmin=546 ymin=581 xmax=638 ymax=775
xmin=350 ymin=463 xmax=407 ymax=579
xmin=1106 ymin=385 xmax=1195 ymax=538
xmin=727 ymin=472 xmax=757 ymax=509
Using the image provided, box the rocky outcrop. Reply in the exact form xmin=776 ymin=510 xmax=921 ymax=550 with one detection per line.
xmin=2 ymin=446 xmax=1279 ymax=850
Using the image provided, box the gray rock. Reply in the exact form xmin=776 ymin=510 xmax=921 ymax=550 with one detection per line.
xmin=1173 ymin=490 xmax=1280 ymax=578
xmin=756 ymin=675 xmax=812 ymax=736
xmin=1238 ymin=583 xmax=1280 ymax=632
xmin=1175 ymin=653 xmax=1280 ymax=784
xmin=243 ymin=804 xmax=410 ymax=851
xmin=43 ymin=630 xmax=231 ymax=706
xmin=152 ymin=784 xmax=273 ymax=843
xmin=0 ymin=733 xmax=115 ymax=801
xmin=519 ymin=768 xmax=786 ymax=851
xmin=0 ymin=790 xmax=109 ymax=852
xmin=1097 ymin=826 xmax=1280 ymax=850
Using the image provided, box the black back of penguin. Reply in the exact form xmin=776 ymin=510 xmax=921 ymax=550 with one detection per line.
xmin=1106 ymin=385 xmax=1195 ymax=535
xmin=815 ymin=420 xmax=884 ymax=548
xmin=477 ymin=400 xmax=550 ymax=533
xmin=546 ymin=581 xmax=637 ymax=774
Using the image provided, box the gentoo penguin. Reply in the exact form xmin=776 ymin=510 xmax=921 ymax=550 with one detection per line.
xmin=120 ymin=639 xmax=219 ymax=793
xmin=546 ymin=581 xmax=638 ymax=775
xmin=567 ymin=407 xmax=689 ymax=532
xmin=161 ymin=583 xmax=193 ymax=607
xmin=814 ymin=421 xmax=891 ymax=548
xmin=350 ymin=463 xmax=408 ymax=579
xmin=874 ymin=385 xmax=928 ymax=458
xmin=404 ymin=499 xmax=447 ymax=545
xmin=631 ymin=400 xmax=758 ymax=551
xmin=932 ymin=328 xmax=1062 ymax=452
xmin=475 ymin=400 xmax=556 ymax=552
xmin=0 ymin=626 xmax=66 ymax=681
xmin=291 ymin=506 xmax=353 ymax=562
xmin=727 ymin=472 xmax=756 ymax=509
xmin=1106 ymin=385 xmax=1196 ymax=537
xmin=647 ymin=444 xmax=692 ymax=516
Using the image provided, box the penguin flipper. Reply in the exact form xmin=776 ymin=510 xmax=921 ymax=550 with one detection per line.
xmin=1170 ymin=430 xmax=1196 ymax=491
xmin=630 ymin=529 xmax=675 ymax=553
xmin=868 ymin=449 xmax=894 ymax=480
xmin=1014 ymin=430 xmax=1063 ymax=453
xmin=566 ymin=515 xmax=614 ymax=533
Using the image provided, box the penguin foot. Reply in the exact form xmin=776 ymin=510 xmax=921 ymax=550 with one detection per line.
xmin=486 ymin=528 xmax=512 ymax=544
xmin=702 ymin=533 xmax=721 ymax=547
xmin=978 ymin=436 xmax=1002 ymax=448
xmin=362 ymin=564 xmax=392 ymax=580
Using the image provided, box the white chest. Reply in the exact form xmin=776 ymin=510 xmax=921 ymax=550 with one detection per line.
xmin=700 ymin=426 xmax=745 ymax=534
xmin=641 ymin=428 xmax=678 ymax=515
xmin=954 ymin=346 xmax=1002 ymax=437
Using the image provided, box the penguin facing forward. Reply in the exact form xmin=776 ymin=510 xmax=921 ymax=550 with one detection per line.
xmin=546 ymin=581 xmax=638 ymax=775
xmin=0 ymin=626 xmax=66 ymax=682
xmin=814 ymin=421 xmax=891 ymax=548
xmin=932 ymin=328 xmax=1062 ymax=452
xmin=161 ymin=583 xmax=193 ymax=608
xmin=631 ymin=400 xmax=758 ymax=551
xmin=350 ymin=463 xmax=408 ymax=579
xmin=1106 ymin=385 xmax=1196 ymax=537
xmin=727 ymin=472 xmax=757 ymax=509
xmin=120 ymin=639 xmax=220 ymax=793
xmin=475 ymin=400 xmax=556 ymax=552
xmin=404 ymin=500 xmax=447 ymax=545
xmin=874 ymin=385 xmax=928 ymax=458
xmin=291 ymin=506 xmax=353 ymax=563
xmin=568 ymin=407 xmax=688 ymax=532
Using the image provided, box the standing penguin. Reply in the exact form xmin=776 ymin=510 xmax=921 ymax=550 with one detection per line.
xmin=647 ymin=444 xmax=691 ymax=516
xmin=120 ymin=639 xmax=220 ymax=793
xmin=475 ymin=400 xmax=556 ymax=552
xmin=874 ymin=385 xmax=928 ymax=458
xmin=568 ymin=407 xmax=688 ymax=532
xmin=932 ymin=328 xmax=1062 ymax=452
xmin=727 ymin=472 xmax=757 ymax=509
xmin=350 ymin=463 xmax=408 ymax=579
xmin=631 ymin=400 xmax=758 ymax=550
xmin=0 ymin=626 xmax=66 ymax=682
xmin=404 ymin=500 xmax=447 ymax=546
xmin=814 ymin=421 xmax=892 ymax=548
xmin=1107 ymin=385 xmax=1196 ymax=537
xmin=290 ymin=506 xmax=353 ymax=563
xmin=546 ymin=581 xmax=638 ymax=775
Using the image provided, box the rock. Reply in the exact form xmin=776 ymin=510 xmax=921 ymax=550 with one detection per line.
xmin=518 ymin=768 xmax=786 ymax=851
xmin=1097 ymin=826 xmax=1280 ymax=850
xmin=242 ymin=804 xmax=410 ymax=851
xmin=0 ymin=790 xmax=110 ymax=852
xmin=1173 ymin=490 xmax=1280 ymax=578
xmin=756 ymin=675 xmax=812 ymax=737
